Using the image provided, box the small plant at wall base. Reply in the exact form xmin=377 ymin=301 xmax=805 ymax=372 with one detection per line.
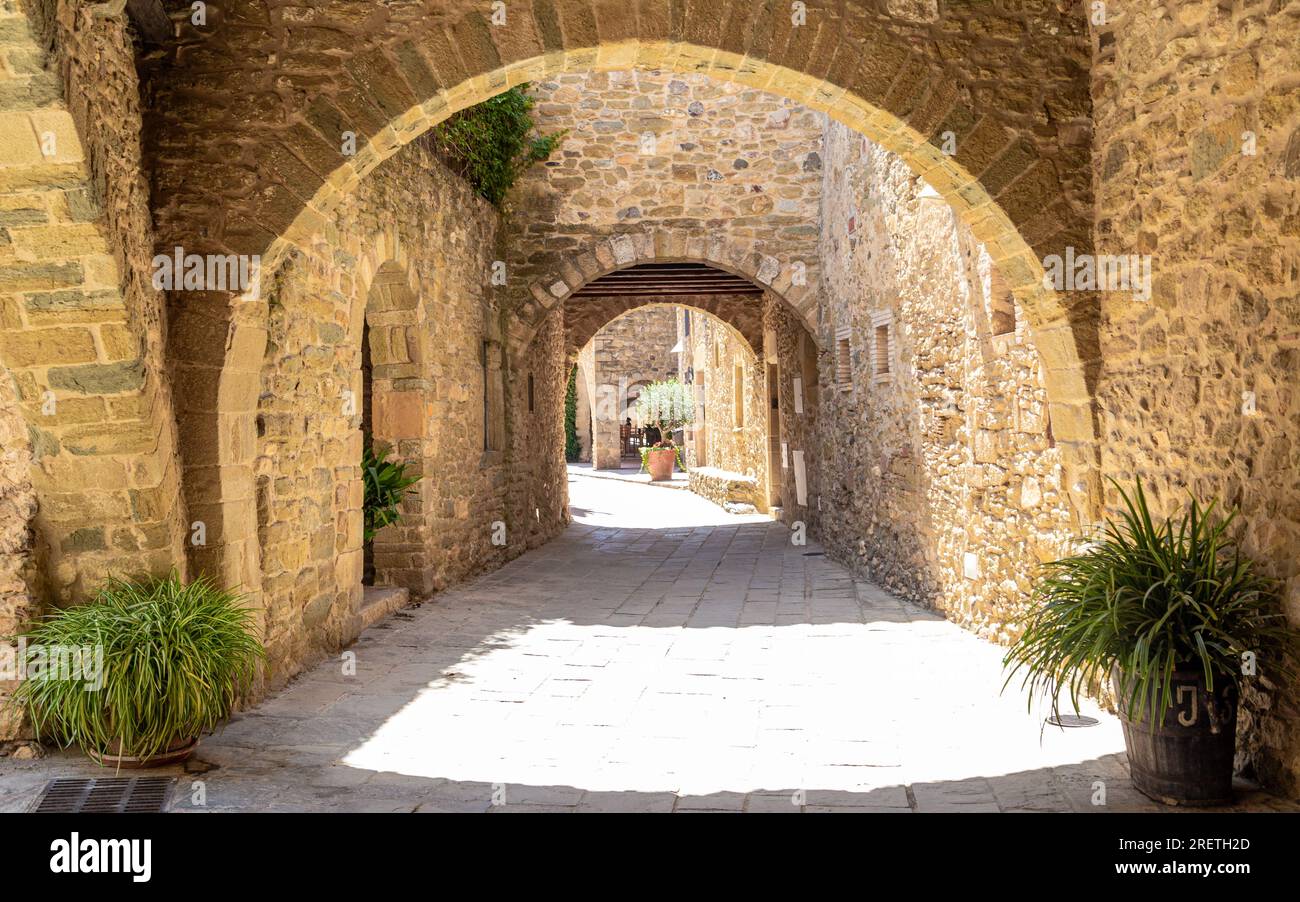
xmin=428 ymin=85 xmax=565 ymax=208
xmin=635 ymin=379 xmax=695 ymax=481
xmin=9 ymin=573 xmax=263 ymax=767
xmin=363 ymin=443 xmax=421 ymax=542
xmin=1002 ymin=479 xmax=1296 ymax=806
xmin=565 ymin=364 xmax=581 ymax=462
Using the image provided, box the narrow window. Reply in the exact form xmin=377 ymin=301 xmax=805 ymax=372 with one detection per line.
xmin=482 ymin=340 xmax=505 ymax=452
xmin=835 ymin=327 xmax=851 ymax=391
xmin=527 ymin=372 xmax=535 ymax=413
xmin=482 ymin=341 xmax=490 ymax=451
xmin=733 ymin=362 xmax=745 ymax=427
xmin=869 ymin=311 xmax=893 ymax=380
xmin=873 ymin=324 xmax=891 ymax=376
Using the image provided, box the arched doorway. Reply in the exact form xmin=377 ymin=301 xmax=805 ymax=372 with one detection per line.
xmin=162 ymin=46 xmax=1099 ymax=637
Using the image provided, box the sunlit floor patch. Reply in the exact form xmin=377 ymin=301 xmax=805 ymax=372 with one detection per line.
xmin=341 ymin=616 xmax=1124 ymax=795
xmin=567 ymin=468 xmax=769 ymax=529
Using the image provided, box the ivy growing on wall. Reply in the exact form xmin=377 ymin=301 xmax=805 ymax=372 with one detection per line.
xmin=565 ymin=365 xmax=581 ymax=461
xmin=429 ymin=85 xmax=564 ymax=208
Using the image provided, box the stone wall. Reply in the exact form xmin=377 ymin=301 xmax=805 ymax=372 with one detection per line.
xmin=676 ymin=306 xmax=767 ymax=505
xmin=687 ymin=467 xmax=761 ymax=513
xmin=251 ymin=139 xmax=561 ymax=688
xmin=766 ymin=293 xmax=823 ymax=532
xmin=0 ymin=367 xmax=36 ymax=736
xmin=812 ymin=121 xmax=1076 ymax=640
xmin=508 ymin=308 xmax=570 ymax=552
xmin=0 ymin=0 xmax=187 ymax=622
xmin=511 ymin=68 xmax=825 ymax=343
xmin=1092 ymin=0 xmax=1300 ymax=792
xmin=142 ymin=1 xmax=1100 ymax=384
xmin=0 ymin=0 xmax=194 ymax=740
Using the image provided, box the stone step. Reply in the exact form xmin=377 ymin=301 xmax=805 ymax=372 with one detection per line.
xmin=358 ymin=585 xmax=410 ymax=632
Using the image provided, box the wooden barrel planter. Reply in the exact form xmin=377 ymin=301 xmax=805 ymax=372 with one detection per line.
xmin=1112 ymin=666 xmax=1237 ymax=806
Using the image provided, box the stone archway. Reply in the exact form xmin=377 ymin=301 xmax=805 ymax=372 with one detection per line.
xmin=519 ymin=233 xmax=801 ymax=359
xmin=571 ymin=296 xmax=775 ymax=508
xmin=356 ymin=259 xmax=423 ymax=589
xmin=545 ymin=242 xmax=805 ymax=511
xmin=148 ymin=14 xmax=1100 ymax=592
xmin=200 ymin=225 xmax=425 ymax=638
xmin=0 ymin=1 xmax=1103 ymax=602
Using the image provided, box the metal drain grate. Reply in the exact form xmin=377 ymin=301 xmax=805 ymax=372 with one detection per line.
xmin=32 ymin=777 xmax=173 ymax=813
xmin=1046 ymin=714 xmax=1100 ymax=728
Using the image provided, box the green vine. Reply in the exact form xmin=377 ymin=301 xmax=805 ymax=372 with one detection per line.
xmin=429 ymin=85 xmax=565 ymax=208
xmin=564 ymin=364 xmax=581 ymax=461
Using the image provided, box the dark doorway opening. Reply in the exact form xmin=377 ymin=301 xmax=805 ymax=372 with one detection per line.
xmin=362 ymin=318 xmax=375 ymax=587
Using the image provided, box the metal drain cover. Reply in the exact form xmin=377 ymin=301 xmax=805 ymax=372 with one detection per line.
xmin=1046 ymin=714 xmax=1100 ymax=728
xmin=32 ymin=777 xmax=173 ymax=813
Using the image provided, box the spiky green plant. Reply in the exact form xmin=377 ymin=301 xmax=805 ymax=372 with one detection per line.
xmin=1003 ymin=479 xmax=1295 ymax=724
xmin=10 ymin=573 xmax=263 ymax=761
xmin=363 ymin=442 xmax=421 ymax=542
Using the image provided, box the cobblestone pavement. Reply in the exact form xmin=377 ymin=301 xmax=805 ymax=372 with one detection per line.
xmin=2 ymin=471 xmax=1295 ymax=813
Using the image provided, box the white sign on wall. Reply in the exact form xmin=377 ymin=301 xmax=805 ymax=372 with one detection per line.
xmin=793 ymin=377 xmax=804 ymax=414
xmin=792 ymin=450 xmax=807 ymax=506
xmin=781 ymin=442 xmax=788 ymax=468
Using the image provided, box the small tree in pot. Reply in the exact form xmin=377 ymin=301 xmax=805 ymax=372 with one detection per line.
xmin=1003 ymin=479 xmax=1296 ymax=805
xmin=634 ymin=379 xmax=694 ymax=481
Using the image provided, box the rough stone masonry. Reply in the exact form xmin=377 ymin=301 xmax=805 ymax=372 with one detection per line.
xmin=0 ymin=0 xmax=1297 ymax=796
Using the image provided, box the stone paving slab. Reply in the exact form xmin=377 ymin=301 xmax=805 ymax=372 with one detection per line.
xmin=2 ymin=476 xmax=1296 ymax=814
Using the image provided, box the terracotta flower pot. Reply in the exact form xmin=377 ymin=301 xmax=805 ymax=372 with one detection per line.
xmin=87 ymin=736 xmax=199 ymax=769
xmin=646 ymin=447 xmax=677 ymax=481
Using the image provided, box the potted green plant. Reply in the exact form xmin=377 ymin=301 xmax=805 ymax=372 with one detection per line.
xmin=362 ymin=442 xmax=421 ymax=585
xmin=634 ymin=379 xmax=694 ymax=481
xmin=1003 ymin=480 xmax=1295 ymax=805
xmin=362 ymin=442 xmax=421 ymax=543
xmin=9 ymin=573 xmax=263 ymax=768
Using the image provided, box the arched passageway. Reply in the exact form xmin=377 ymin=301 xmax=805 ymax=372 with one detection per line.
xmin=554 ymin=250 xmax=816 ymax=518
xmin=4 ymin=0 xmax=1299 ymax=798
xmin=145 ymin=16 xmax=1101 ymax=617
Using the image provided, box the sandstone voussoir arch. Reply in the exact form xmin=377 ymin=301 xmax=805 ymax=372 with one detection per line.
xmin=151 ymin=22 xmax=1099 ymax=509
xmin=515 ymin=232 xmax=816 ymax=360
